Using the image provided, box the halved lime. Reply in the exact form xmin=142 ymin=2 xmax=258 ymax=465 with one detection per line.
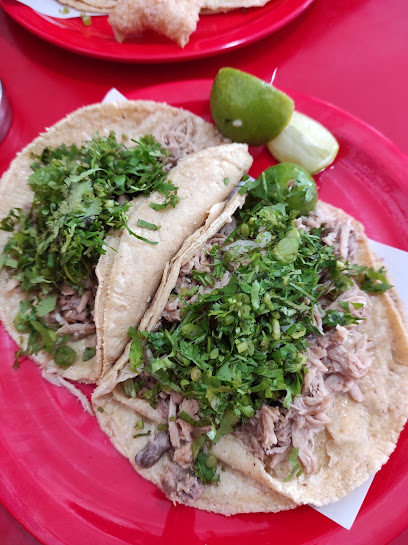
xmin=210 ymin=68 xmax=294 ymax=146
xmin=267 ymin=111 xmax=339 ymax=174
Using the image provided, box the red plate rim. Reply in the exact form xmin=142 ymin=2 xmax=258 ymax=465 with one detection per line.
xmin=0 ymin=0 xmax=315 ymax=62
xmin=0 ymin=80 xmax=408 ymax=545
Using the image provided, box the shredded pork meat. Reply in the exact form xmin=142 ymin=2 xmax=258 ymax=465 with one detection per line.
xmin=155 ymin=113 xmax=225 ymax=169
xmin=42 ymin=277 xmax=98 ymax=341
xmin=226 ymin=212 xmax=372 ymax=473
xmin=132 ymin=379 xmax=209 ymax=501
xmin=132 ymin=386 xmax=207 ymax=502
xmin=161 ymin=463 xmax=203 ymax=503
xmin=237 ymin=299 xmax=372 ymax=474
xmin=296 ymin=209 xmax=357 ymax=261
xmin=162 ymin=229 xmax=234 ymax=323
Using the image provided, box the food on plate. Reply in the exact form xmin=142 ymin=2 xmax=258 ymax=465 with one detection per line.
xmin=109 ymin=0 xmax=202 ymax=47
xmin=100 ymin=143 xmax=253 ymax=374
xmin=54 ymin=0 xmax=273 ymax=47
xmin=93 ymin=163 xmax=408 ymax=514
xmin=211 ymin=68 xmax=339 ymax=175
xmin=109 ymin=0 xmax=273 ymax=46
xmin=0 ymin=100 xmax=249 ymax=388
xmin=59 ymin=0 xmax=116 ymax=14
xmin=210 ymin=67 xmax=294 ymax=146
xmin=267 ymin=111 xmax=340 ymax=174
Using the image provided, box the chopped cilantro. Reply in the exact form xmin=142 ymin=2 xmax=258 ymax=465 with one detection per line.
xmin=178 ymin=411 xmax=212 ymax=428
xmin=213 ymin=410 xmax=239 ymax=444
xmin=1 ymin=133 xmax=172 ymax=292
xmin=194 ymin=452 xmax=220 ymax=484
xmin=338 ymin=301 xmax=364 ymax=311
xmin=54 ymin=346 xmax=76 ymax=367
xmin=83 ymin=346 xmax=96 ymax=361
xmin=331 ymin=262 xmax=392 ymax=295
xmin=35 ymin=294 xmax=57 ymax=317
xmin=157 ymin=423 xmax=169 ymax=431
xmin=284 ymin=447 xmax=303 ymax=481
xmin=12 ymin=299 xmax=73 ymax=367
xmin=128 ymin=328 xmax=145 ymax=372
xmin=137 ymin=219 xmax=161 ymax=231
xmin=124 ymin=171 xmax=392 ymax=483
xmin=1 ymin=132 xmax=174 ymax=367
xmin=149 ymin=181 xmax=179 ymax=211
xmin=190 ymin=270 xmax=214 ymax=287
xmin=129 ymin=203 xmax=334 ymax=430
xmin=192 ymin=434 xmax=207 ymax=460
xmin=322 ymin=310 xmax=361 ymax=328
xmin=362 ymin=266 xmax=393 ymax=293
xmin=134 ymin=431 xmax=151 ymax=439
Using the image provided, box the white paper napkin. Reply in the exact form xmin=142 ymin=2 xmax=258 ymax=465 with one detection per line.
xmin=101 ymin=88 xmax=408 ymax=529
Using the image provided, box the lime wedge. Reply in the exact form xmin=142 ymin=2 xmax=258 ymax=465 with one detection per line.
xmin=210 ymin=68 xmax=294 ymax=146
xmin=267 ymin=111 xmax=339 ymax=174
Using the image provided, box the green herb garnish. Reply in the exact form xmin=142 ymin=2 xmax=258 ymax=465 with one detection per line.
xmin=35 ymin=294 xmax=57 ymax=317
xmin=1 ymin=132 xmax=174 ymax=367
xmin=284 ymin=447 xmax=303 ymax=481
xmin=157 ymin=423 xmax=169 ymax=431
xmin=126 ymin=173 xmax=391 ymax=484
xmin=362 ymin=266 xmax=393 ymax=293
xmin=131 ymin=198 xmax=388 ymax=433
xmin=190 ymin=270 xmax=214 ymax=287
xmin=322 ymin=310 xmax=361 ymax=328
xmin=134 ymin=431 xmax=151 ymax=439
xmin=13 ymin=299 xmax=73 ymax=367
xmin=83 ymin=346 xmax=96 ymax=361
xmin=137 ymin=219 xmax=161 ymax=231
xmin=128 ymin=328 xmax=145 ymax=372
xmin=194 ymin=452 xmax=220 ymax=484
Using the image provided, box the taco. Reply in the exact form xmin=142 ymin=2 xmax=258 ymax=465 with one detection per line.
xmin=55 ymin=0 xmax=272 ymax=47
xmin=108 ymin=0 xmax=272 ymax=47
xmin=0 ymin=99 xmax=253 ymax=391
xmin=93 ymin=164 xmax=408 ymax=514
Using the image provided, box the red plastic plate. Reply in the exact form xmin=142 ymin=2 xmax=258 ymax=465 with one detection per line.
xmin=0 ymin=80 xmax=408 ymax=545
xmin=0 ymin=0 xmax=314 ymax=62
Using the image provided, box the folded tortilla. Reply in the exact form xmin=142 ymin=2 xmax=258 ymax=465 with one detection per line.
xmin=93 ymin=199 xmax=408 ymax=514
xmin=0 ymin=100 xmax=247 ymax=386
xmin=100 ymin=144 xmax=253 ymax=375
xmin=55 ymin=0 xmax=272 ymax=47
xmin=108 ymin=0 xmax=272 ymax=47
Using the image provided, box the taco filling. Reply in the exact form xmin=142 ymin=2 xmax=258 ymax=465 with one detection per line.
xmin=115 ymin=165 xmax=392 ymax=503
xmin=0 ymin=132 xmax=178 ymax=369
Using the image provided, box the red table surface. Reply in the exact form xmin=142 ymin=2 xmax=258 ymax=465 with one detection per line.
xmin=1 ymin=0 xmax=408 ymax=543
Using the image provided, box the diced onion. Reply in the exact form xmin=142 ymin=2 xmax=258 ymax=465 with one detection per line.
xmin=224 ymin=231 xmax=272 ymax=255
